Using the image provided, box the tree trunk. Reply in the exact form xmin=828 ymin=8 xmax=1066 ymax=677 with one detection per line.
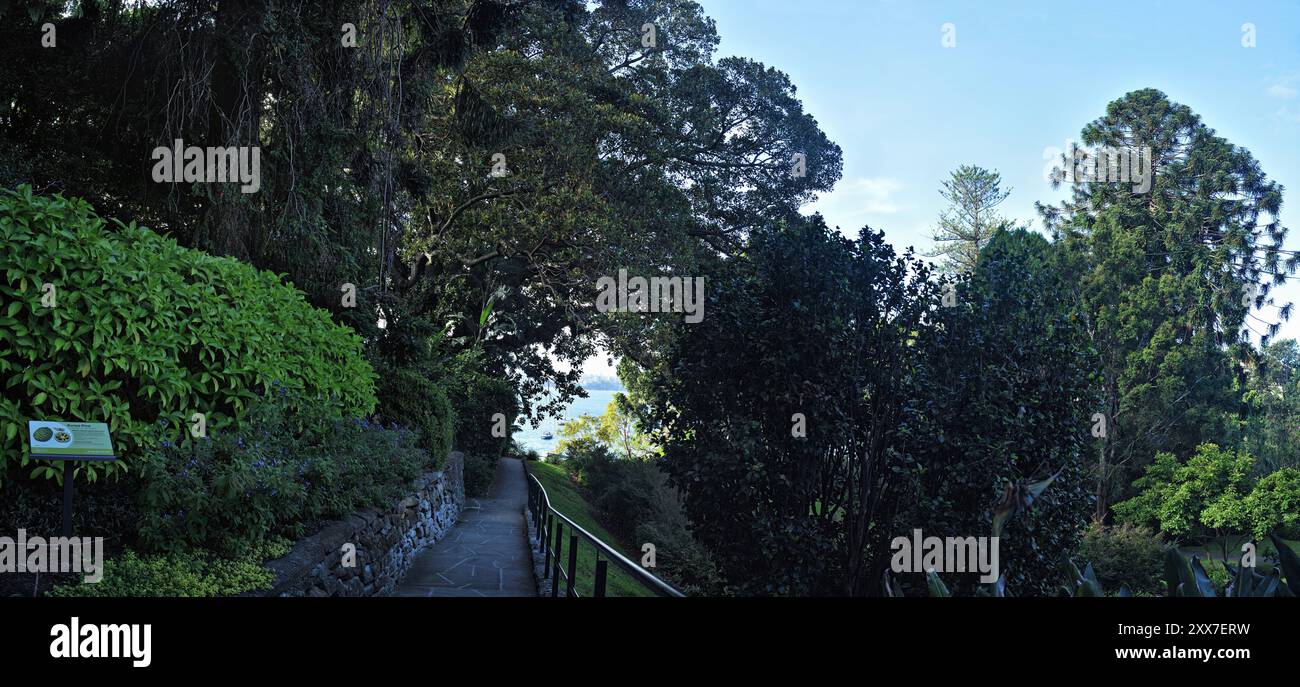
xmin=202 ymin=0 xmax=268 ymax=260
xmin=1095 ymin=381 xmax=1119 ymax=521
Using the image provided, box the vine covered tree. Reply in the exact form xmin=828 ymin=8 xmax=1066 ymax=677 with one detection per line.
xmin=0 ymin=0 xmax=841 ymax=422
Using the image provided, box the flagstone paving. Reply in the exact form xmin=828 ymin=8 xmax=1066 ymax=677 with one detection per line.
xmin=392 ymin=457 xmax=537 ymax=597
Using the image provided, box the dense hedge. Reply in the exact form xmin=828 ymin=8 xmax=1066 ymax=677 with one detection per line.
xmin=463 ymin=453 xmax=498 ymax=497
xmin=136 ymin=391 xmax=432 ymax=555
xmin=0 ymin=186 xmax=376 ymax=483
xmin=1078 ymin=523 xmax=1168 ymax=595
xmin=376 ymin=366 xmax=455 ymax=465
xmin=559 ymin=440 xmax=721 ymax=594
xmin=451 ymin=370 xmax=518 ymax=457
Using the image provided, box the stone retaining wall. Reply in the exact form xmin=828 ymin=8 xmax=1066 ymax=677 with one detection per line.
xmin=258 ymin=452 xmax=464 ymax=596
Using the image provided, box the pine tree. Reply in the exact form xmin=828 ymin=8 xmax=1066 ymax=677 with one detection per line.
xmin=927 ymin=165 xmax=1023 ymax=273
xmin=1040 ymin=89 xmax=1295 ymax=519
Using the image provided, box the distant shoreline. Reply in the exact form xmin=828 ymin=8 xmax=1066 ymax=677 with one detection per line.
xmin=516 ymin=387 xmax=621 ymax=454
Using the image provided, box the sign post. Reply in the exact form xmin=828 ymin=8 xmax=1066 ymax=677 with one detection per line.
xmin=63 ymin=461 xmax=74 ymax=537
xmin=27 ymin=421 xmax=117 ymax=537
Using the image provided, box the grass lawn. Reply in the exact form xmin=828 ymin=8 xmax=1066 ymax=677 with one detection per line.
xmin=526 ymin=461 xmax=654 ymax=597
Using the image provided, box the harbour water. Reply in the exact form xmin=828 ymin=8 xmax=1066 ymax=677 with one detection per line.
xmin=513 ymin=388 xmax=620 ymax=455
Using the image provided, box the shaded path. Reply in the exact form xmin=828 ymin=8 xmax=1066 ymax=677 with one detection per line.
xmin=392 ymin=457 xmax=537 ymax=597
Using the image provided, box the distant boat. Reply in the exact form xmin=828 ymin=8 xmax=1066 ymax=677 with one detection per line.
xmin=542 ymin=432 xmax=554 ymax=441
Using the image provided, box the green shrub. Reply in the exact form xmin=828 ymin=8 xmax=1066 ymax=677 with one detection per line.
xmin=376 ymin=366 xmax=455 ymax=466
xmin=0 ymin=186 xmax=376 ymax=485
xmin=136 ymin=390 xmax=431 ymax=555
xmin=1078 ymin=522 xmax=1168 ymax=595
xmin=463 ymin=453 xmax=498 ymax=497
xmin=449 ymin=360 xmax=518 ymax=457
xmin=1200 ymin=558 xmax=1230 ymax=592
xmin=559 ymin=440 xmax=720 ymax=594
xmin=1243 ymin=468 xmax=1300 ymax=539
xmin=1116 ymin=446 xmax=1300 ymax=542
xmin=47 ymin=538 xmax=291 ymax=597
xmin=368 ymin=307 xmax=457 ymax=467
xmin=1113 ymin=444 xmax=1254 ymax=540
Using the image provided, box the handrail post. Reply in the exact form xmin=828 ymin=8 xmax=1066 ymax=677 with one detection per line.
xmin=543 ymin=512 xmax=552 ymax=575
xmin=527 ymin=469 xmax=685 ymax=598
xmin=551 ymin=522 xmax=564 ymax=598
xmin=594 ymin=559 xmax=608 ymax=598
xmin=533 ymin=488 xmax=540 ymax=531
xmin=566 ymin=534 xmax=578 ymax=598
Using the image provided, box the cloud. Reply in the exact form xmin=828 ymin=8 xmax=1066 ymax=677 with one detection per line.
xmin=1266 ymin=74 xmax=1298 ymax=99
xmin=808 ymin=177 xmax=905 ymax=228
xmin=1268 ymin=83 xmax=1297 ymax=99
xmin=1273 ymin=106 xmax=1300 ymax=124
xmin=581 ymin=352 xmax=618 ymax=380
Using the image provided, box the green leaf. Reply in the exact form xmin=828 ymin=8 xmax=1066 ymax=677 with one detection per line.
xmin=881 ymin=571 xmax=905 ymax=597
xmin=1071 ymin=561 xmax=1104 ymax=596
xmin=1233 ymin=560 xmax=1253 ymax=597
xmin=1189 ymin=556 xmax=1217 ymax=597
xmin=1164 ymin=547 xmax=1193 ymax=597
xmin=479 ymin=294 xmax=496 ymax=329
xmin=1257 ymin=569 xmax=1281 ymax=597
xmin=926 ymin=570 xmax=950 ymax=597
xmin=1267 ymin=533 xmax=1300 ymax=596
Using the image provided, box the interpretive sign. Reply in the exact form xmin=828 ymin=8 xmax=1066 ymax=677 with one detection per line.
xmin=28 ymin=421 xmax=116 ymax=461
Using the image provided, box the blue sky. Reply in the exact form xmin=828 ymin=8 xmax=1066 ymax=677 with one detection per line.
xmin=699 ymin=0 xmax=1300 ymax=341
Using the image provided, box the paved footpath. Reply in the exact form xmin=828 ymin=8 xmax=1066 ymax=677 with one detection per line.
xmin=392 ymin=456 xmax=537 ymax=597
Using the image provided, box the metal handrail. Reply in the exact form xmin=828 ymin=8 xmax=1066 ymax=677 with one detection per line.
xmin=523 ymin=460 xmax=685 ymax=598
